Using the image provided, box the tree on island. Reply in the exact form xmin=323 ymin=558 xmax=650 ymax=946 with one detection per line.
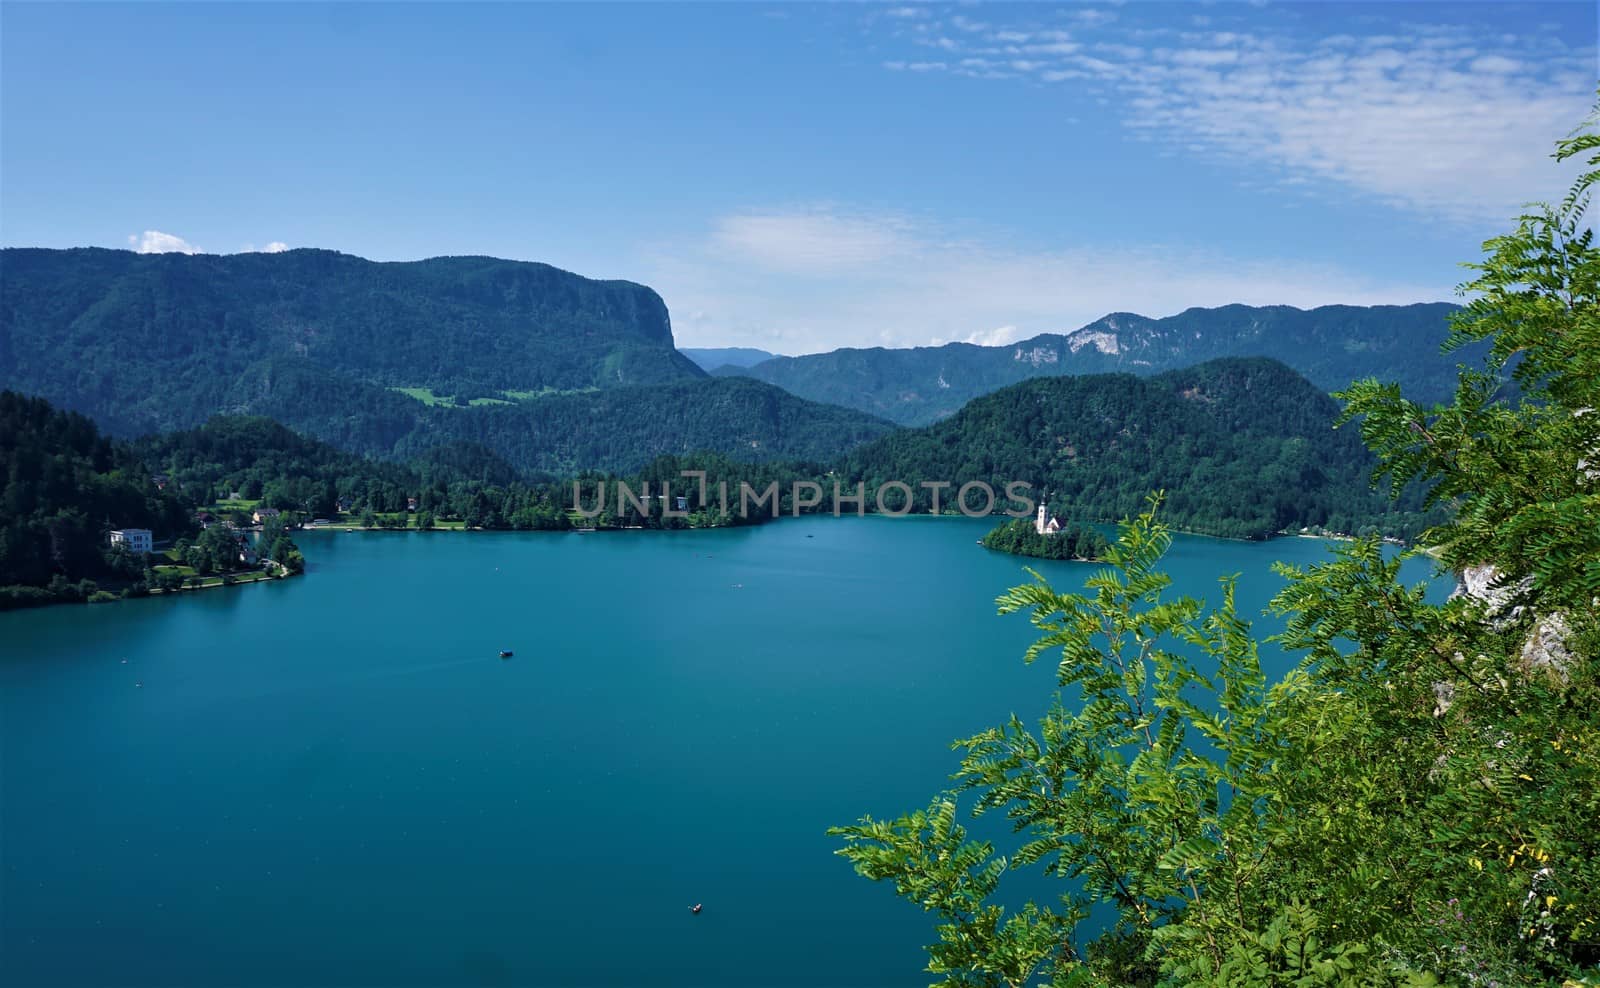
xmin=830 ymin=107 xmax=1600 ymax=987
xmin=980 ymin=516 xmax=1109 ymax=561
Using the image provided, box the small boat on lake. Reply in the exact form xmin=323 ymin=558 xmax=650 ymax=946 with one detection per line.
xmin=499 ymin=650 xmax=514 ymax=659
xmin=689 ymin=903 xmax=703 ymax=915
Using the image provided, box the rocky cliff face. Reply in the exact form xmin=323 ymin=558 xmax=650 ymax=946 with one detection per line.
xmin=1450 ymin=563 xmax=1575 ymax=685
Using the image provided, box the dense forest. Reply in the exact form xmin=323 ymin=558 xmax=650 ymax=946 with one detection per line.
xmin=9 ymin=346 xmax=893 ymax=478
xmin=840 ymin=356 xmax=1444 ymax=540
xmin=830 ymin=114 xmax=1600 ymax=988
xmin=379 ymin=375 xmax=897 ymax=475
xmin=0 ymin=247 xmax=699 ymax=433
xmin=0 ymin=392 xmax=191 ymax=607
xmin=980 ymin=517 xmax=1109 ymax=561
xmin=0 ymin=248 xmax=903 ymax=477
xmin=132 ymin=418 xmax=862 ymax=533
xmin=722 ymin=302 xmax=1481 ymax=425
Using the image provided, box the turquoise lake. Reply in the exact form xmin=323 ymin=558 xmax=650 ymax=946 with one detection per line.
xmin=1 ymin=517 xmax=1448 ymax=986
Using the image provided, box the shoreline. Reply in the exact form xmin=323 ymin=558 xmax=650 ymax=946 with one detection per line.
xmin=294 ymin=508 xmax=1420 ymax=546
xmin=4 ymin=518 xmax=1427 ymax=615
xmin=299 ymin=513 xmax=1417 ymax=548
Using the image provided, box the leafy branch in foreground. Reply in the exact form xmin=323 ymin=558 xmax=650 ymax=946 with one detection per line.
xmin=1337 ymin=111 xmax=1600 ymax=611
xmin=833 ymin=497 xmax=1378 ymax=986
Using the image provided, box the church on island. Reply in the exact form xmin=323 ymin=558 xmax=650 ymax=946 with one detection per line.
xmin=1035 ymin=500 xmax=1068 ymax=536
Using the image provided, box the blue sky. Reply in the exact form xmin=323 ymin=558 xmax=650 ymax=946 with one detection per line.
xmin=2 ymin=2 xmax=1594 ymax=353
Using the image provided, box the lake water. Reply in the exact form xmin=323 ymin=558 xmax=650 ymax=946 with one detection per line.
xmin=1 ymin=517 xmax=1447 ymax=987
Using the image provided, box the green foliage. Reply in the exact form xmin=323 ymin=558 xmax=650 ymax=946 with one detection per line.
xmin=1338 ymin=124 xmax=1600 ymax=610
xmin=0 ymin=248 xmax=896 ymax=475
xmin=0 ymin=391 xmax=189 ymax=607
xmin=831 ymin=108 xmax=1600 ymax=987
xmin=728 ymin=303 xmax=1477 ymax=426
xmin=0 ymin=247 xmax=697 ymax=433
xmin=381 ymin=375 xmax=896 ymax=476
xmin=836 ymin=497 xmax=1358 ymax=985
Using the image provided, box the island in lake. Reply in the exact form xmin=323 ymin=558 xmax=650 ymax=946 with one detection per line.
xmin=980 ymin=503 xmax=1109 ymax=561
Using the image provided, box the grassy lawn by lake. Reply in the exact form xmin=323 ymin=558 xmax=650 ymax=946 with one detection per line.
xmin=151 ymin=558 xmax=277 ymax=589
xmin=204 ymin=497 xmax=262 ymax=513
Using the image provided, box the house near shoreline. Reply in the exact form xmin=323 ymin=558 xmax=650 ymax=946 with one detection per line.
xmin=252 ymin=507 xmax=281 ymax=525
xmin=109 ymin=528 xmax=154 ymax=554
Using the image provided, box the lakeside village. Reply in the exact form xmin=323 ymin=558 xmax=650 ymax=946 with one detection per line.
xmin=103 ymin=501 xmax=304 ymax=599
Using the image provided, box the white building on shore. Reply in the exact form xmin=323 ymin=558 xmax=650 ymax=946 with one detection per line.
xmin=109 ymin=528 xmax=154 ymax=554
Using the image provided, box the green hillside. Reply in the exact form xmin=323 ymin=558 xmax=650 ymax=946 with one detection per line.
xmin=0 ymin=248 xmax=897 ymax=473
xmin=0 ymin=247 xmax=703 ymax=435
xmin=840 ymin=356 xmax=1441 ymax=539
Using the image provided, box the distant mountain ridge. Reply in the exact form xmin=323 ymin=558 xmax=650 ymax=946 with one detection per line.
xmin=680 ymin=347 xmax=778 ymax=371
xmin=719 ymin=302 xmax=1471 ymax=425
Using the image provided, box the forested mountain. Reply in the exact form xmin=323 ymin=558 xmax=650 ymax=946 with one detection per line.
xmin=840 ymin=357 xmax=1442 ymax=539
xmin=721 ymin=303 xmax=1472 ymax=425
xmin=0 ymin=391 xmax=190 ymax=606
xmin=0 ymin=249 xmax=898 ymax=473
xmin=0 ymin=247 xmax=703 ymax=435
xmin=680 ymin=346 xmax=777 ymax=371
xmin=140 ymin=374 xmax=894 ymax=479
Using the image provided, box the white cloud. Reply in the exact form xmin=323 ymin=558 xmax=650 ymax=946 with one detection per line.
xmin=1111 ymin=33 xmax=1590 ymax=223
xmin=708 ymin=208 xmax=917 ymax=274
xmin=261 ymin=241 xmax=289 ymax=253
xmin=1471 ymin=54 xmax=1522 ymax=74
xmin=648 ymin=207 xmax=1445 ymax=352
xmin=932 ymin=325 xmax=1027 ymax=347
xmin=1070 ymin=9 xmax=1117 ymax=28
xmin=129 ymin=230 xmax=200 ymax=254
xmin=871 ymin=12 xmax=1595 ymax=225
